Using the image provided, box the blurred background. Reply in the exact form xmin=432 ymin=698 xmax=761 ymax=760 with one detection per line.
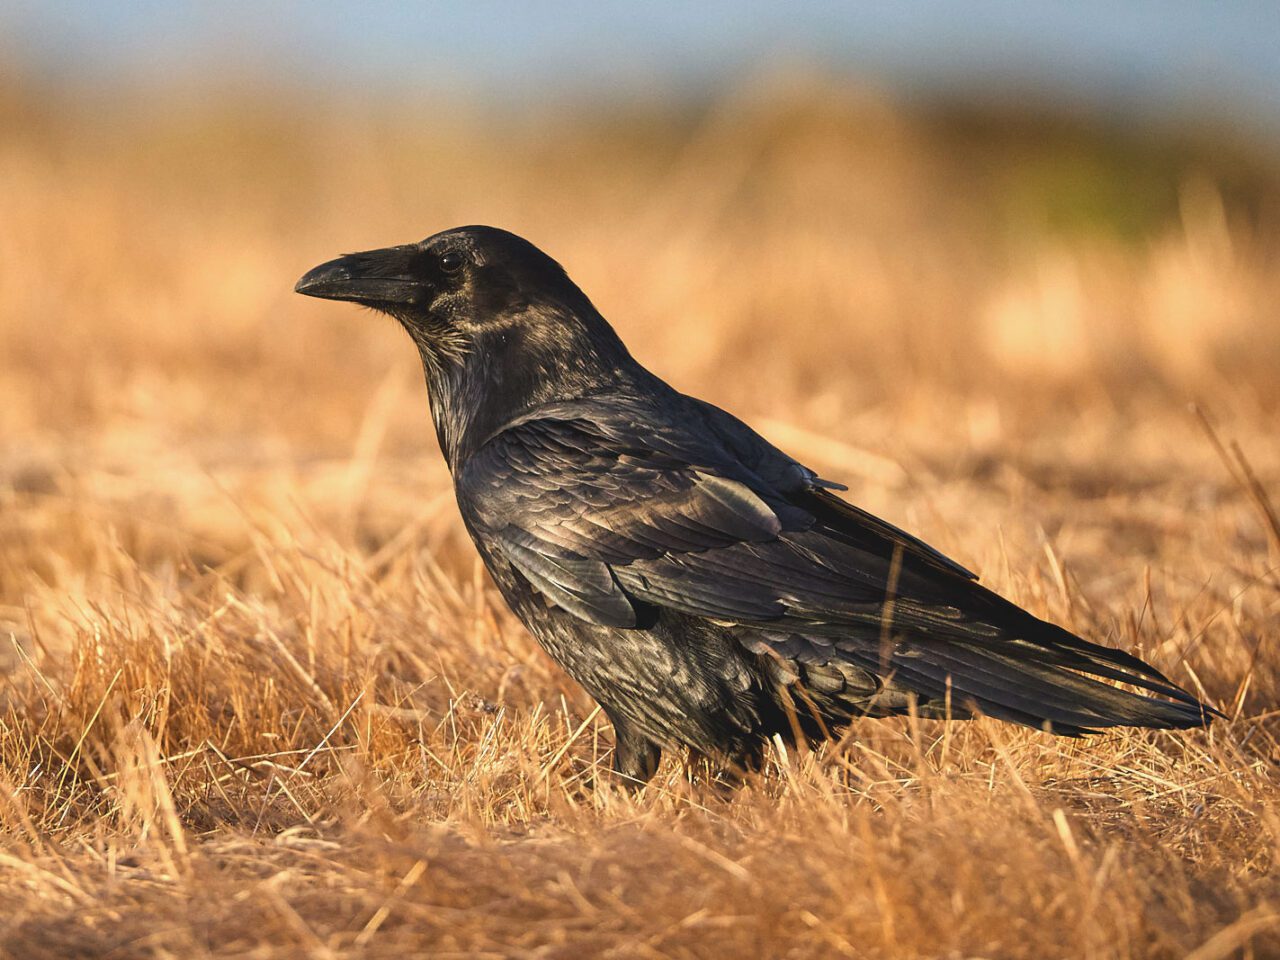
xmin=1 ymin=1 xmax=1278 ymax=613
xmin=8 ymin=1 xmax=1280 ymax=118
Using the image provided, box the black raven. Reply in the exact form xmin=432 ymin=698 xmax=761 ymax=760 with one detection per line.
xmin=296 ymin=225 xmax=1217 ymax=785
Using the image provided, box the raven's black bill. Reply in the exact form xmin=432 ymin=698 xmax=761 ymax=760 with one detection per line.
xmin=295 ymin=249 xmax=421 ymax=305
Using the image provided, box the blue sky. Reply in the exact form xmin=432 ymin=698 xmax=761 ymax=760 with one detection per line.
xmin=4 ymin=1 xmax=1279 ymax=126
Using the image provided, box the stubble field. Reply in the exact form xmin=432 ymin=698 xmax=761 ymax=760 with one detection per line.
xmin=1 ymin=77 xmax=1279 ymax=958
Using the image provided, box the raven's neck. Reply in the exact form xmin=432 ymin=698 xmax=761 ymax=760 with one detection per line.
xmin=418 ymin=305 xmax=651 ymax=470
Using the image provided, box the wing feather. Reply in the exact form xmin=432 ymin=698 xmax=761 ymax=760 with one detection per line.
xmin=458 ymin=404 xmax=1214 ymax=732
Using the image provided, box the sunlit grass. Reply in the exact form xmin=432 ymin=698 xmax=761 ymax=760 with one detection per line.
xmin=1 ymin=80 xmax=1278 ymax=956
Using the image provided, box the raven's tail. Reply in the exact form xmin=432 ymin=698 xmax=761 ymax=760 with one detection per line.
xmin=864 ymin=617 xmax=1221 ymax=734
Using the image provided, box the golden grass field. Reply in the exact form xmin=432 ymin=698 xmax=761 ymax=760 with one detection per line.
xmin=2 ymin=76 xmax=1280 ymax=957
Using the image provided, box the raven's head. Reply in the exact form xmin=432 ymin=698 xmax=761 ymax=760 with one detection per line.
xmin=296 ymin=225 xmax=644 ymax=464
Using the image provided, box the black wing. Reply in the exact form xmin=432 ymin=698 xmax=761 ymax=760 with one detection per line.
xmin=459 ymin=402 xmax=1213 ymax=732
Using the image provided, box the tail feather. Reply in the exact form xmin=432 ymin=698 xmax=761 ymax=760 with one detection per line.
xmin=827 ymin=624 xmax=1218 ymax=735
xmin=997 ymin=609 xmax=1206 ymax=707
xmin=919 ymin=642 xmax=1213 ymax=730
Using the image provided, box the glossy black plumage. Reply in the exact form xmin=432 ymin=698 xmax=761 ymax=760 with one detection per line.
xmin=296 ymin=225 xmax=1218 ymax=785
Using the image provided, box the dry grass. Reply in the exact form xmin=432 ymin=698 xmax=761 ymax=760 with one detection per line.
xmin=2 ymin=75 xmax=1280 ymax=958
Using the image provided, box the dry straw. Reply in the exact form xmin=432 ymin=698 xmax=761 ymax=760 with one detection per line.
xmin=1 ymin=80 xmax=1278 ymax=956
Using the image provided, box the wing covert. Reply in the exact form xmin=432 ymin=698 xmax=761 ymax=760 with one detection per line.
xmin=459 ymin=413 xmax=805 ymax=627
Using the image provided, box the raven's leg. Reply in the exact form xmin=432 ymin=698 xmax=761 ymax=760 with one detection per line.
xmin=606 ymin=711 xmax=662 ymax=787
xmin=695 ymin=740 xmax=767 ymax=787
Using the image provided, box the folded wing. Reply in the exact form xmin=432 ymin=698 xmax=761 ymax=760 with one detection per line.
xmin=459 ymin=405 xmax=1214 ymax=733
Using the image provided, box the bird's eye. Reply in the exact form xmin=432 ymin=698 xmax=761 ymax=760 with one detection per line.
xmin=439 ymin=251 xmax=465 ymax=275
